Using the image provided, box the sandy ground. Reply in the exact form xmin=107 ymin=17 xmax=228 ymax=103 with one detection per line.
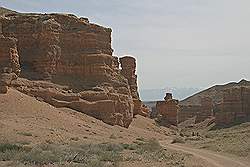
xmin=0 ymin=88 xmax=172 ymax=145
xmin=1 ymin=88 xmax=250 ymax=167
xmin=161 ymin=141 xmax=249 ymax=167
xmin=181 ymin=120 xmax=250 ymax=162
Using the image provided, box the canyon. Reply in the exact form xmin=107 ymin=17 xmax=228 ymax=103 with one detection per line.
xmin=0 ymin=7 xmax=250 ymax=167
xmin=1 ymin=9 xmax=249 ymax=129
xmin=150 ymin=80 xmax=250 ymax=127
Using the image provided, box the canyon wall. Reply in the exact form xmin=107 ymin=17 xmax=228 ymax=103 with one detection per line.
xmin=1 ymin=14 xmax=112 ymax=80
xmin=215 ymin=87 xmax=250 ymax=126
xmin=0 ymin=13 xmax=144 ymax=127
xmin=0 ymin=21 xmax=20 ymax=93
xmin=179 ymin=97 xmax=214 ymax=123
xmin=178 ymin=86 xmax=250 ymax=126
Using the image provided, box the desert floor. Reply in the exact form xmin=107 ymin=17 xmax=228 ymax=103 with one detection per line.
xmin=0 ymin=89 xmax=249 ymax=167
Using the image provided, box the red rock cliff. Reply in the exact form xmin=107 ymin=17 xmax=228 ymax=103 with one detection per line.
xmin=120 ymin=56 xmax=149 ymax=117
xmin=0 ymin=12 xmax=143 ymax=128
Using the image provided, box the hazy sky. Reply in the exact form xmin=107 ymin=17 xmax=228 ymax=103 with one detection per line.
xmin=1 ymin=0 xmax=250 ymax=90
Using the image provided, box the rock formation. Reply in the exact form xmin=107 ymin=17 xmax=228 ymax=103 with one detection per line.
xmin=1 ymin=13 xmax=112 ymax=80
xmin=120 ymin=56 xmax=149 ymax=117
xmin=215 ymin=87 xmax=250 ymax=126
xmin=0 ymin=12 xmax=145 ymax=127
xmin=179 ymin=97 xmax=214 ymax=123
xmin=178 ymin=84 xmax=250 ymax=126
xmin=153 ymin=92 xmax=214 ymax=125
xmin=179 ymin=80 xmax=250 ymax=126
xmin=0 ymin=21 xmax=20 ymax=93
xmin=180 ymin=79 xmax=250 ymax=106
xmin=156 ymin=93 xmax=179 ymax=126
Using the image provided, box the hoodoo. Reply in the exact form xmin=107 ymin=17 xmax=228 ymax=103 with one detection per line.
xmin=156 ymin=93 xmax=179 ymax=126
xmin=120 ymin=56 xmax=149 ymax=117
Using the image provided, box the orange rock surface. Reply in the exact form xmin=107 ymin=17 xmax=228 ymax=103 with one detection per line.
xmin=156 ymin=93 xmax=179 ymax=126
xmin=0 ymin=22 xmax=20 ymax=93
xmin=120 ymin=56 xmax=149 ymax=117
xmin=0 ymin=13 xmax=144 ymax=127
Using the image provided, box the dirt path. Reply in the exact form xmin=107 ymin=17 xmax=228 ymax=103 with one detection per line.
xmin=160 ymin=141 xmax=249 ymax=167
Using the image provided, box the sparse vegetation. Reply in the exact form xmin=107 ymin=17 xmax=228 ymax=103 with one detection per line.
xmin=124 ymin=139 xmax=186 ymax=166
xmin=0 ymin=143 xmax=23 ymax=152
xmin=17 ymin=132 xmax=33 ymax=137
xmin=0 ymin=139 xmax=186 ymax=167
xmin=187 ymin=122 xmax=250 ymax=158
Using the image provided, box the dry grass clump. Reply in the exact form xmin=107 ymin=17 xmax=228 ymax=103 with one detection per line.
xmin=0 ymin=142 xmax=123 ymax=167
xmin=189 ymin=122 xmax=250 ymax=158
xmin=0 ymin=139 xmax=186 ymax=167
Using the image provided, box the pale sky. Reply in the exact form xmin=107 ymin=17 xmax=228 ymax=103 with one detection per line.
xmin=1 ymin=0 xmax=250 ymax=90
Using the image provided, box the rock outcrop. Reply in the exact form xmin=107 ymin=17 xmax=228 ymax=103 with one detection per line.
xmin=120 ymin=56 xmax=149 ymax=117
xmin=156 ymin=93 xmax=179 ymax=126
xmin=215 ymin=87 xmax=250 ymax=126
xmin=179 ymin=79 xmax=250 ymax=126
xmin=153 ymin=92 xmax=214 ymax=125
xmin=180 ymin=79 xmax=250 ymax=106
xmin=0 ymin=22 xmax=20 ymax=93
xmin=179 ymin=97 xmax=214 ymax=123
xmin=0 ymin=12 xmax=144 ymax=127
xmin=1 ymin=13 xmax=112 ymax=80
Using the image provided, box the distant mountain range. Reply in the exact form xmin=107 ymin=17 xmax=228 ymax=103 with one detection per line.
xmin=139 ymin=87 xmax=201 ymax=101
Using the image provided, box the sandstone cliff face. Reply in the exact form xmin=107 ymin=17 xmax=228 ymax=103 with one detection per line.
xmin=120 ymin=56 xmax=149 ymax=117
xmin=120 ymin=56 xmax=139 ymax=99
xmin=215 ymin=87 xmax=250 ymax=126
xmin=179 ymin=80 xmax=250 ymax=126
xmin=1 ymin=13 xmax=112 ymax=80
xmin=178 ymin=84 xmax=250 ymax=126
xmin=0 ymin=12 xmax=142 ymax=127
xmin=180 ymin=79 xmax=250 ymax=106
xmin=179 ymin=97 xmax=214 ymax=123
xmin=0 ymin=23 xmax=20 ymax=93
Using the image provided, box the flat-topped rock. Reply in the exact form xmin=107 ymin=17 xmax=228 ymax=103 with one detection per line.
xmin=0 ymin=11 xmax=145 ymax=127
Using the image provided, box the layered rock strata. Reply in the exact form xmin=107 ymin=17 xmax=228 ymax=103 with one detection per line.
xmin=0 ymin=12 xmax=143 ymax=127
xmin=178 ymin=97 xmax=214 ymax=123
xmin=120 ymin=56 xmax=149 ymax=117
xmin=0 ymin=22 xmax=20 ymax=93
xmin=215 ymin=87 xmax=250 ymax=126
xmin=156 ymin=93 xmax=179 ymax=126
